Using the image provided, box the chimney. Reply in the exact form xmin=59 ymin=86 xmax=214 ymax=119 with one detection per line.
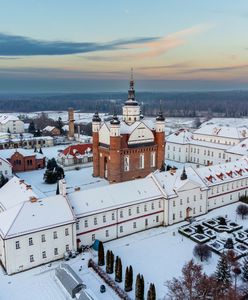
xmin=59 ymin=179 xmax=67 ymax=196
xmin=75 ymin=187 xmax=81 ymax=192
xmin=30 ymin=196 xmax=37 ymax=203
xmin=68 ymin=108 xmax=75 ymax=140
xmin=26 ymin=185 xmax=32 ymax=190
xmin=19 ymin=179 xmax=25 ymax=184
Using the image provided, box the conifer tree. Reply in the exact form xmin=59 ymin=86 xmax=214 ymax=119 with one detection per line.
xmin=242 ymin=258 xmax=248 ymax=282
xmin=56 ymin=181 xmax=60 ymax=195
xmin=34 ymin=146 xmax=37 ymax=152
xmin=215 ymin=254 xmax=231 ymax=288
xmin=150 ymin=283 xmax=156 ymax=300
xmin=106 ymin=250 xmax=110 ymax=273
xmin=39 ymin=147 xmax=43 ymax=154
xmin=140 ymin=275 xmax=145 ymax=300
xmin=135 ymin=274 xmax=141 ymax=300
xmin=115 ymin=257 xmax=122 ymax=282
xmin=110 ymin=251 xmax=114 ymax=274
xmin=129 ymin=265 xmax=133 ymax=291
xmin=115 ymin=256 xmax=119 ymax=277
xmin=125 ymin=266 xmax=130 ymax=292
xmin=98 ymin=241 xmax=105 ymax=266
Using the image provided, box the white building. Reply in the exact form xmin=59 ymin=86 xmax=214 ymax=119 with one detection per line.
xmin=0 ymin=156 xmax=12 ymax=177
xmin=1 ymin=157 xmax=248 ymax=274
xmin=0 ymin=115 xmax=24 ymax=134
xmin=166 ymin=126 xmax=248 ymax=166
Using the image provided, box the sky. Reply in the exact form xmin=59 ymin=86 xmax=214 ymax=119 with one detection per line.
xmin=0 ymin=0 xmax=248 ymax=93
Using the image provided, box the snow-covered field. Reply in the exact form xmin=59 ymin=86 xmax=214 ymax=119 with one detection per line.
xmin=18 ymin=167 xmax=108 ymax=197
xmin=0 ymin=202 xmax=246 ymax=300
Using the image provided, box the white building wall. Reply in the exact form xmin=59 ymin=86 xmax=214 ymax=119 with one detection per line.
xmin=3 ymin=223 xmax=75 ymax=274
xmin=0 ymin=158 xmax=12 ymax=177
xmin=166 ymin=143 xmax=189 ymax=163
xmin=193 ymin=133 xmax=240 ymax=146
xmin=76 ymin=198 xmax=164 ymax=246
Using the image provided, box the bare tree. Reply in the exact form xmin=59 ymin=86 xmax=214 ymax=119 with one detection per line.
xmin=236 ymin=204 xmax=248 ymax=220
xmin=193 ymin=244 xmax=212 ymax=262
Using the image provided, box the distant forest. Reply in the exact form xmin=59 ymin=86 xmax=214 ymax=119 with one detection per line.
xmin=0 ymin=90 xmax=248 ymax=118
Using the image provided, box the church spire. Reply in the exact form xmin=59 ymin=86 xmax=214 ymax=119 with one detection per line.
xmin=128 ymin=68 xmax=135 ymax=101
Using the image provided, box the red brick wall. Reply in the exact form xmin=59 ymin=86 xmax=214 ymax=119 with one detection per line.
xmin=9 ymin=152 xmax=45 ymax=172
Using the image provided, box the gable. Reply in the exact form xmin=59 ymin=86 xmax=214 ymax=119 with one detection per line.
xmin=128 ymin=122 xmax=154 ymax=145
xmin=176 ymin=179 xmax=202 ymax=193
xmin=99 ymin=123 xmax=110 ymax=145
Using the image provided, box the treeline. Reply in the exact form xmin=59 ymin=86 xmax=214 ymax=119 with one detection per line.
xmin=0 ymin=90 xmax=248 ymax=117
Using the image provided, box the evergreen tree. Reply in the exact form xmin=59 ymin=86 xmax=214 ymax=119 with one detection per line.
xmin=39 ymin=147 xmax=43 ymax=154
xmin=98 ymin=241 xmax=105 ymax=266
xmin=34 ymin=146 xmax=37 ymax=153
xmin=129 ymin=265 xmax=133 ymax=291
xmin=56 ymin=181 xmax=60 ymax=195
xmin=125 ymin=267 xmax=130 ymax=292
xmin=56 ymin=117 xmax=64 ymax=135
xmin=140 ymin=275 xmax=144 ymax=300
xmin=28 ymin=121 xmax=36 ymax=134
xmin=215 ymin=254 xmax=231 ymax=288
xmin=115 ymin=257 xmax=122 ymax=282
xmin=135 ymin=274 xmax=141 ymax=300
xmin=242 ymin=258 xmax=248 ymax=282
xmin=106 ymin=250 xmax=112 ymax=274
xmin=110 ymin=251 xmax=114 ymax=274
xmin=150 ymin=283 xmax=156 ymax=300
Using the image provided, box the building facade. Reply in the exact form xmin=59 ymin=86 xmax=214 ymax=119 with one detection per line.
xmin=0 ymin=115 xmax=24 ymax=134
xmin=0 ymin=156 xmax=12 ymax=177
xmin=92 ymin=73 xmax=166 ymax=183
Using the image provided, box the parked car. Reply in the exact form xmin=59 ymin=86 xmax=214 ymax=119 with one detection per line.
xmin=100 ymin=285 xmax=106 ymax=293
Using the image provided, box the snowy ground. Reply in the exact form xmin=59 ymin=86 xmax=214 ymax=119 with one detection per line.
xmin=17 ymin=167 xmax=108 ymax=197
xmin=0 ymin=202 xmax=246 ymax=300
xmin=105 ymin=202 xmax=248 ymax=300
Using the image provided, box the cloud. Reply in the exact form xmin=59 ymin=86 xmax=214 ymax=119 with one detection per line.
xmin=186 ymin=64 xmax=248 ymax=73
xmin=0 ymin=33 xmax=160 ymax=56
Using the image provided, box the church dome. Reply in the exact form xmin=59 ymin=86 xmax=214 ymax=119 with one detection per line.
xmin=92 ymin=112 xmax=101 ymax=122
xmin=156 ymin=111 xmax=165 ymax=121
xmin=110 ymin=114 xmax=120 ymax=125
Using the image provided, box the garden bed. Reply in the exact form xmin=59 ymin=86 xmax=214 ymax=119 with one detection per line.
xmin=204 ymin=229 xmax=217 ymax=239
xmin=234 ymin=243 xmax=248 ymax=256
xmin=190 ymin=233 xmax=211 ymax=244
xmin=178 ymin=226 xmax=195 ymax=237
xmin=233 ymin=230 xmax=248 ymax=243
xmin=207 ymin=240 xmax=225 ymax=255
xmin=202 ymin=219 xmax=219 ymax=229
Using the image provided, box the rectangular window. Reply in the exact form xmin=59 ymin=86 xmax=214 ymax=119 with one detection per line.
xmin=144 ymin=204 xmax=147 ymax=212
xmin=139 ymin=153 xmax=144 ymax=169
xmin=120 ymin=210 xmax=123 ymax=218
xmin=41 ymin=234 xmax=46 ymax=243
xmin=42 ymin=251 xmax=46 ymax=259
xmin=29 ymin=237 xmax=33 ymax=246
xmin=120 ymin=226 xmax=123 ymax=233
xmin=133 ymin=222 xmax=136 ymax=229
xmin=103 ymin=215 xmax=106 ymax=223
xmin=106 ymin=230 xmax=109 ymax=237
xmin=66 ymin=244 xmax=70 ymax=251
xmin=180 ymin=199 xmax=182 ymax=205
xmin=150 ymin=152 xmax=156 ymax=167
xmin=53 ymin=231 xmax=58 ymax=239
xmin=84 ymin=220 xmax=88 ymax=227
xmin=65 ymin=228 xmax=69 ymax=236
xmin=92 ymin=234 xmax=95 ymax=242
xmin=158 ymin=201 xmax=161 ymax=208
xmin=124 ymin=155 xmax=130 ymax=172
xmin=194 ymin=195 xmax=196 ymax=201
xmin=173 ymin=201 xmax=175 ymax=207
xmin=172 ymin=214 xmax=175 ymax=221
xmin=145 ymin=219 xmax=148 ymax=226
xmin=112 ymin=213 xmax=115 ymax=221
xmin=151 ymin=202 xmax=154 ymax=209
xmin=76 ymin=222 xmax=79 ymax=230
xmin=30 ymin=255 xmax=34 ymax=262
xmin=128 ymin=208 xmax=132 ymax=216
xmin=156 ymin=215 xmax=159 ymax=222
xmin=180 ymin=211 xmax=182 ymax=218
xmin=15 ymin=241 xmax=20 ymax=249
xmin=94 ymin=217 xmax=97 ymax=225
xmin=137 ymin=206 xmax=140 ymax=214
xmin=54 ymin=248 xmax=58 ymax=255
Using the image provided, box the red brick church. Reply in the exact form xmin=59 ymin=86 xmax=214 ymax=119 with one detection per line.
xmin=92 ymin=72 xmax=165 ymax=183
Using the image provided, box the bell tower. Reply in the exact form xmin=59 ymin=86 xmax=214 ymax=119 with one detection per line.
xmin=92 ymin=111 xmax=101 ymax=177
xmin=155 ymin=102 xmax=165 ymax=170
xmin=122 ymin=69 xmax=141 ymax=124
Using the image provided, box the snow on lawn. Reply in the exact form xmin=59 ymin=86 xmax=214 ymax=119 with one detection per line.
xmin=18 ymin=167 xmax=108 ymax=197
xmin=105 ymin=202 xmax=248 ymax=300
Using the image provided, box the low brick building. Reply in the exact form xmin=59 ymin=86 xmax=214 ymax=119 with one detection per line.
xmin=0 ymin=149 xmax=45 ymax=172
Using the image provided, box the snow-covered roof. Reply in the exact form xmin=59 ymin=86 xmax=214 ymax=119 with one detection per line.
xmin=0 ymin=155 xmax=12 ymax=167
xmin=194 ymin=124 xmax=248 ymax=140
xmin=0 ymin=194 xmax=75 ymax=239
xmin=0 ymin=148 xmax=44 ymax=160
xmin=59 ymin=143 xmax=92 ymax=158
xmin=195 ymin=157 xmax=248 ymax=187
xmin=43 ymin=126 xmax=56 ymax=132
xmin=189 ymin=139 xmax=231 ymax=150
xmin=226 ymin=138 xmax=248 ymax=156
xmin=166 ymin=129 xmax=193 ymax=144
xmin=0 ymin=176 xmax=39 ymax=211
xmin=0 ymin=115 xmax=20 ymax=124
xmin=68 ymin=177 xmax=163 ymax=217
xmin=150 ymin=167 xmax=207 ymax=199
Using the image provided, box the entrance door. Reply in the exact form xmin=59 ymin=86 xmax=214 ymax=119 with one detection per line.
xmin=186 ymin=207 xmax=192 ymax=219
xmin=104 ymin=157 xmax=108 ymax=179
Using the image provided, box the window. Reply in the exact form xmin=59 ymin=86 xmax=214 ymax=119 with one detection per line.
xmin=193 ymin=208 xmax=196 ymax=214
xmin=103 ymin=215 xmax=106 ymax=223
xmin=128 ymin=208 xmax=132 ymax=216
xmin=158 ymin=201 xmax=161 ymax=208
xmin=137 ymin=206 xmax=140 ymax=214
xmin=29 ymin=237 xmax=33 ymax=246
xmin=172 ymin=214 xmax=175 ymax=221
xmin=41 ymin=234 xmax=46 ymax=242
xmin=106 ymin=230 xmax=109 ymax=237
xmin=120 ymin=226 xmax=123 ymax=233
xmin=145 ymin=219 xmax=148 ymax=226
xmin=180 ymin=211 xmax=182 ymax=218
xmin=187 ymin=197 xmax=189 ymax=203
xmin=200 ymin=206 xmax=202 ymax=212
xmin=173 ymin=201 xmax=175 ymax=207
xmin=76 ymin=222 xmax=79 ymax=230
xmin=94 ymin=217 xmax=97 ymax=225
xmin=15 ymin=241 xmax=20 ymax=249
xmin=133 ymin=222 xmax=136 ymax=229
xmin=54 ymin=248 xmax=58 ymax=255
xmin=180 ymin=199 xmax=182 ymax=205
xmin=30 ymin=255 xmax=34 ymax=262
xmin=139 ymin=153 xmax=144 ymax=169
xmin=65 ymin=228 xmax=69 ymax=236
xmin=120 ymin=210 xmax=123 ymax=218
xmin=92 ymin=234 xmax=95 ymax=242
xmin=112 ymin=213 xmax=115 ymax=221
xmin=124 ymin=155 xmax=130 ymax=172
xmin=200 ymin=194 xmax=202 ymax=200
xmin=42 ymin=251 xmax=46 ymax=259
xmin=150 ymin=152 xmax=156 ymax=167
xmin=156 ymin=215 xmax=159 ymax=222
xmin=66 ymin=244 xmax=70 ymax=251
xmin=53 ymin=231 xmax=58 ymax=239
xmin=144 ymin=204 xmax=147 ymax=212
xmin=194 ymin=195 xmax=196 ymax=202
xmin=151 ymin=202 xmax=154 ymax=210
